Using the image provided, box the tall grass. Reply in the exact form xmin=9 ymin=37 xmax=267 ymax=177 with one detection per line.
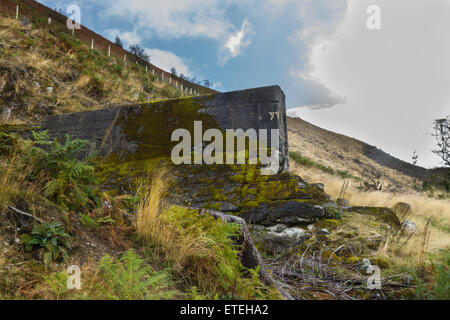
xmin=291 ymin=162 xmax=450 ymax=268
xmin=135 ymin=170 xmax=279 ymax=299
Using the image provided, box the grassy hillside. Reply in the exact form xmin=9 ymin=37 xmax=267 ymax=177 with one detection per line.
xmin=0 ymin=14 xmax=188 ymax=124
xmin=288 ymin=116 xmax=450 ymax=293
xmin=287 ymin=117 xmax=437 ymax=192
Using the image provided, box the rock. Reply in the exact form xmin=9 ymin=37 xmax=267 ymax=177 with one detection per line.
xmin=337 ymin=198 xmax=350 ymax=207
xmin=219 ymin=202 xmax=239 ymax=212
xmin=359 ymin=258 xmax=372 ymax=272
xmin=401 ymin=220 xmax=417 ymax=237
xmin=241 ymin=201 xmax=326 ymax=226
xmin=297 ymin=182 xmax=306 ymax=189
xmin=318 ymin=228 xmax=330 ymax=235
xmin=261 ymin=227 xmax=310 ymax=253
xmin=311 ymin=183 xmax=324 ymax=191
xmin=267 ymin=224 xmax=288 ymax=233
xmin=393 ymin=202 xmax=413 ymax=220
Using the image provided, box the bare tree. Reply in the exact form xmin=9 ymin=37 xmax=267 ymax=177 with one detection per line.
xmin=432 ymin=116 xmax=450 ymax=167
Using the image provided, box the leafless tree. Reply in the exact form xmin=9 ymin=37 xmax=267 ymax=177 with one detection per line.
xmin=432 ymin=116 xmax=450 ymax=167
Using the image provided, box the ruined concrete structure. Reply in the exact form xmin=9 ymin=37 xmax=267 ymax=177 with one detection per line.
xmin=44 ymin=85 xmax=289 ymax=173
xmin=43 ymin=85 xmax=333 ymax=226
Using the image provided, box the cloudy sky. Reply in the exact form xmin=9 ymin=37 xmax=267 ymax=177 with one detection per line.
xmin=38 ymin=0 xmax=450 ymax=168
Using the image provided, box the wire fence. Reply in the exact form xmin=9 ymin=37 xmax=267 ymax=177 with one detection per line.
xmin=1 ymin=0 xmax=217 ymax=96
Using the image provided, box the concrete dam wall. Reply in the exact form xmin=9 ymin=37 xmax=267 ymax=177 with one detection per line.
xmin=43 ymin=85 xmax=289 ymax=173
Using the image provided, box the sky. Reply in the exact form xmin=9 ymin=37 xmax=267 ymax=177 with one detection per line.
xmin=38 ymin=0 xmax=450 ymax=168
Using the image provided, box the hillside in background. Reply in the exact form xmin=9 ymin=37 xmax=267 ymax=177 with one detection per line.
xmin=287 ymin=116 xmax=435 ymax=193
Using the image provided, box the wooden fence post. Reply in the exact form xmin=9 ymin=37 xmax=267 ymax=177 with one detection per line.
xmin=16 ymin=5 xmax=19 ymax=19
xmin=108 ymin=45 xmax=111 ymax=57
xmin=91 ymin=39 xmax=94 ymax=50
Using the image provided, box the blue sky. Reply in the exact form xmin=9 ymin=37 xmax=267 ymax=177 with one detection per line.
xmin=37 ymin=0 xmax=450 ymax=168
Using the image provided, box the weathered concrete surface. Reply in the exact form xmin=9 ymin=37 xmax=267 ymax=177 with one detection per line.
xmin=42 ymin=85 xmax=336 ymax=227
xmin=43 ymin=85 xmax=289 ymax=172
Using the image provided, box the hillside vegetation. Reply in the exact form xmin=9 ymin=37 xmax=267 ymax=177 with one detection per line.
xmin=288 ymin=117 xmax=449 ymax=299
xmin=0 ymin=14 xmax=187 ymax=124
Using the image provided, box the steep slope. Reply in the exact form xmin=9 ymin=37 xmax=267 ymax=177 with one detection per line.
xmin=0 ymin=10 xmax=189 ymax=124
xmin=288 ymin=116 xmax=430 ymax=192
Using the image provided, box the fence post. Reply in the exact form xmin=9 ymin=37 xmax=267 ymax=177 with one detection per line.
xmin=145 ymin=66 xmax=148 ymax=72
xmin=48 ymin=18 xmax=52 ymax=25
xmin=124 ymin=54 xmax=126 ymax=63
xmin=15 ymin=5 xmax=19 ymax=19
xmin=161 ymin=73 xmax=164 ymax=82
xmin=152 ymin=69 xmax=155 ymax=76
xmin=91 ymin=39 xmax=94 ymax=50
xmin=108 ymin=45 xmax=111 ymax=57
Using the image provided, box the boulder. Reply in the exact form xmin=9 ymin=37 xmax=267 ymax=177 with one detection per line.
xmin=241 ymin=201 xmax=326 ymax=226
xmin=401 ymin=220 xmax=417 ymax=238
xmin=259 ymin=226 xmax=310 ymax=253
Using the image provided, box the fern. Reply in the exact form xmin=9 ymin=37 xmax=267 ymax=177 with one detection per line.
xmin=24 ymin=131 xmax=98 ymax=210
xmin=98 ymin=249 xmax=178 ymax=300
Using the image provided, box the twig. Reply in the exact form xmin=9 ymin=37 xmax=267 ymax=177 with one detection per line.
xmin=7 ymin=206 xmax=44 ymax=224
xmin=299 ymin=243 xmax=311 ymax=270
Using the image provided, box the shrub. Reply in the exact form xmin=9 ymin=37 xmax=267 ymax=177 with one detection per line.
xmin=24 ymin=130 xmax=98 ymax=210
xmin=415 ymin=251 xmax=449 ymax=300
xmin=21 ymin=222 xmax=72 ymax=265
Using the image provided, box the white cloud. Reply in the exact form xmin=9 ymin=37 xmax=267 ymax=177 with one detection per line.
xmin=291 ymin=0 xmax=450 ymax=168
xmin=145 ymin=49 xmax=191 ymax=76
xmin=104 ymin=28 xmax=141 ymax=48
xmin=220 ymin=19 xmax=253 ymax=65
xmin=99 ymin=0 xmax=254 ymax=64
xmin=102 ymin=0 xmax=231 ymax=40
